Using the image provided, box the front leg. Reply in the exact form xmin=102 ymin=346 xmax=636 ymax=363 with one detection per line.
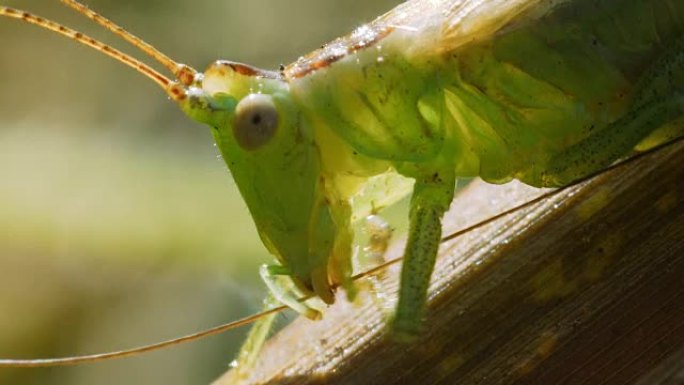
xmin=227 ymin=293 xmax=279 ymax=384
xmin=391 ymin=170 xmax=456 ymax=341
xmin=259 ymin=264 xmax=321 ymax=320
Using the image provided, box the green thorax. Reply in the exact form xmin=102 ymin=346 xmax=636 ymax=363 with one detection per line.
xmin=287 ymin=0 xmax=683 ymax=186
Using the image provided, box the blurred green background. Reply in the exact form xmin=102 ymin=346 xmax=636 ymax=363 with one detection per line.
xmin=0 ymin=1 xmax=400 ymax=384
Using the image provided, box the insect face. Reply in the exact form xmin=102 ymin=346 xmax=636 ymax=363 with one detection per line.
xmin=181 ymin=61 xmax=337 ymax=298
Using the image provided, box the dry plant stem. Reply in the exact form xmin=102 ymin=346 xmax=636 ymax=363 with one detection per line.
xmin=215 ymin=141 xmax=684 ymax=385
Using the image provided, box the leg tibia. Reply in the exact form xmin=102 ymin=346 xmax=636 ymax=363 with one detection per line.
xmin=545 ymin=96 xmax=684 ymax=186
xmin=545 ymin=40 xmax=684 ymax=186
xmin=391 ymin=171 xmax=455 ymax=341
xmin=227 ymin=293 xmax=279 ymax=384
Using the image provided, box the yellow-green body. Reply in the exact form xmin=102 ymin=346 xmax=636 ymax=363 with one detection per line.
xmin=181 ymin=0 xmax=684 ymax=339
xmin=298 ymin=0 xmax=683 ymax=186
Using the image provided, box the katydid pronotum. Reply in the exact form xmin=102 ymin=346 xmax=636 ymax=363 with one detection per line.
xmin=1 ymin=0 xmax=682 ymax=382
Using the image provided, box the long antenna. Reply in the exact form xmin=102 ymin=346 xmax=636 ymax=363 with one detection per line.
xmin=0 ymin=7 xmax=187 ymax=100
xmin=0 ymin=136 xmax=680 ymax=368
xmin=0 ymin=307 xmax=286 ymax=368
xmin=57 ymin=0 xmax=196 ymax=86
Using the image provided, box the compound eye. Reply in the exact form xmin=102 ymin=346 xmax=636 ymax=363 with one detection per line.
xmin=233 ymin=94 xmax=279 ymax=150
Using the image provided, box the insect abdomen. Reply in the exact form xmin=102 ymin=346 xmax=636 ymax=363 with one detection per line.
xmin=441 ymin=0 xmax=684 ymax=186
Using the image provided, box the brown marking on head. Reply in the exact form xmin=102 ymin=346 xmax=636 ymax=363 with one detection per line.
xmin=284 ymin=24 xmax=393 ymax=79
xmin=211 ymin=60 xmax=282 ymax=80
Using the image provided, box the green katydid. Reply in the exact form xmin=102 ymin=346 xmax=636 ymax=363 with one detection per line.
xmin=177 ymin=0 xmax=684 ymax=339
xmin=0 ymin=0 xmax=682 ymax=377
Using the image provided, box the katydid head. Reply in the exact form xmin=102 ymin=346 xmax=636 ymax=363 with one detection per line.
xmin=179 ymin=61 xmax=335 ymax=299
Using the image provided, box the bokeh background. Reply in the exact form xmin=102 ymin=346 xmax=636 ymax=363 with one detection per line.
xmin=0 ymin=1 xmax=401 ymax=384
